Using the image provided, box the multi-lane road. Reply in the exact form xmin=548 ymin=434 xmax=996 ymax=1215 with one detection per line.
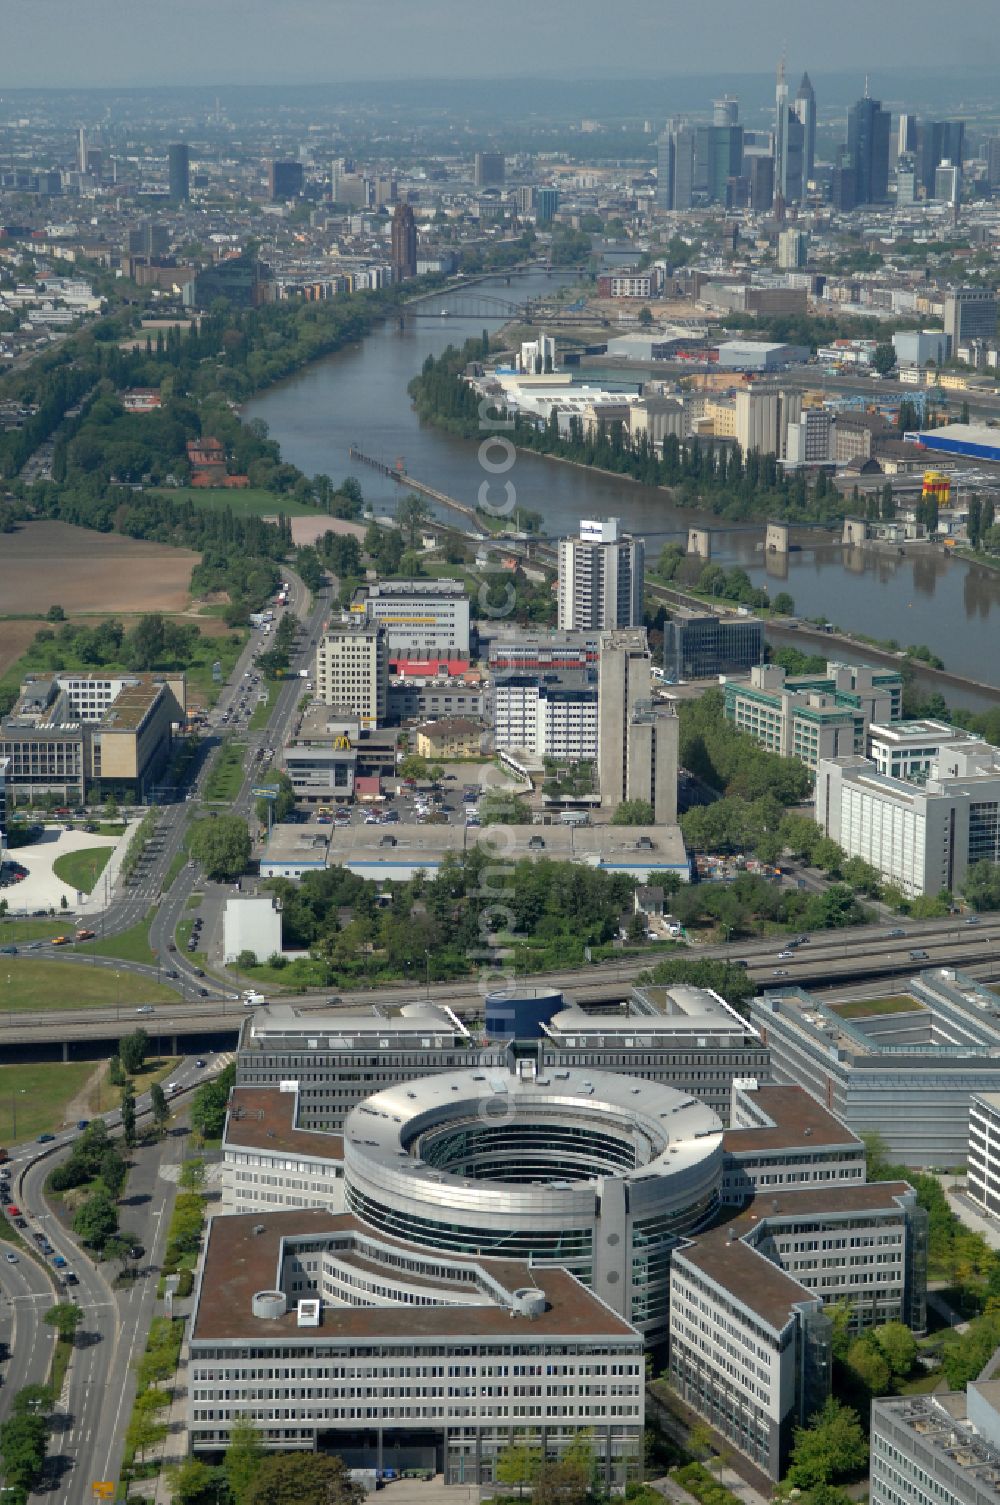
xmin=0 ymin=1053 xmax=222 ymax=1505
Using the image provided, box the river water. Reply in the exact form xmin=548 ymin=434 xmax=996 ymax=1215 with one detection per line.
xmin=244 ymin=269 xmax=1000 ymax=704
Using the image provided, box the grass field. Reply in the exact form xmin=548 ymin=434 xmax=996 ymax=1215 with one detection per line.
xmin=832 ymin=995 xmax=925 ymax=1019
xmin=0 ymin=918 xmax=69 ymax=943
xmin=203 ymin=742 xmax=247 ymax=803
xmin=247 ymin=682 xmax=278 ymax=732
xmin=163 ymin=848 xmax=188 ymax=892
xmin=82 ymin=910 xmax=157 ymax=966
xmin=0 ymin=1062 xmax=96 ymax=1141
xmin=0 ymin=959 xmax=176 ymax=1012
xmin=149 ymin=487 xmax=321 ymax=517
xmin=52 ymin=846 xmax=114 ymax=895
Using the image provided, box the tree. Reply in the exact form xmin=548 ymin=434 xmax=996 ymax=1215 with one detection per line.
xmin=150 ymin=1082 xmax=170 ymax=1137
xmin=529 ymin=1457 xmax=590 ymax=1505
xmin=72 ymin=1186 xmax=119 ymax=1251
xmin=872 ymin=342 xmax=896 ymax=376
xmin=811 ymin=836 xmax=845 ymax=875
xmin=119 ymin=1027 xmax=149 ymax=1075
xmin=189 ymin=815 xmax=252 ymax=881
xmin=224 ymin=1417 xmax=266 ymax=1505
xmin=167 ymin=1458 xmax=224 ymax=1505
xmin=637 ymin=305 xmax=654 ymax=327
xmin=845 ymin=1334 xmax=890 ymax=1396
xmin=496 ymin=1444 xmax=543 ymax=1498
xmin=963 ymin=859 xmax=1000 ymax=913
xmin=874 ymin=1320 xmax=918 ymax=1378
xmin=120 ymin=1080 xmax=137 ymax=1150
xmin=772 ymin=591 xmax=795 ymax=615
xmin=125 ymin=1388 xmax=169 ymax=1463
xmin=179 ymin=1157 xmax=207 ymax=1191
xmin=98 ymin=1147 xmax=128 ymax=1198
xmin=398 ymin=754 xmax=429 ymax=782
xmin=245 ymin=1453 xmax=365 ymax=1505
xmin=44 ymin=1304 xmax=83 ymax=1343
xmin=396 ymin=492 xmax=431 ymax=550
xmin=612 ymin=800 xmax=656 ymax=826
xmin=787 ymin=1398 xmax=868 ymax=1489
xmin=45 ymin=604 xmax=66 ymax=623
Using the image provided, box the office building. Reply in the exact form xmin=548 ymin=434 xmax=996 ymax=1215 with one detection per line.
xmin=0 ymin=672 xmax=184 ymax=802
xmin=390 ymin=201 xmax=417 ymax=281
xmin=944 ymin=287 xmax=998 ymax=348
xmin=752 ymin=970 xmax=1000 ymax=1165
xmin=267 ymin=159 xmax=303 ymax=201
xmin=661 ymin=119 xmax=697 ymax=210
xmin=661 ymin=609 xmax=763 ymax=680
xmin=721 ymin=1080 xmax=866 ymax=1205
xmin=188 ymin=1209 xmax=645 ymax=1484
xmin=473 ymin=151 xmax=505 ymax=188
xmin=76 ymin=126 xmax=88 ymax=175
xmin=695 ymin=124 xmax=744 ymax=204
xmin=916 ymin=119 xmax=965 ymax=198
xmin=815 ymin=740 xmax=1000 ymax=897
xmin=847 ymin=93 xmax=891 ymax=203
xmin=168 ymin=142 xmax=190 ymax=201
xmin=777 ymin=227 xmax=807 ymax=270
xmin=671 ymin=1181 xmax=925 ymax=1482
xmin=557 ymin=518 xmax=644 ymax=632
xmin=597 ymin=630 xmax=678 ymax=824
xmin=967 ymin=1091 xmax=1000 ymax=1218
xmin=485 ymin=628 xmax=598 ymax=675
xmin=656 ymin=132 xmax=675 ymax=210
xmin=748 ymin=154 xmax=774 ymax=211
xmin=794 ymin=73 xmax=816 ymax=183
xmin=534 ymin=186 xmax=559 ymax=224
xmin=725 ymin=661 xmax=902 ymax=771
xmin=189 ymin=253 xmax=269 ymax=310
xmin=222 ymin=1086 xmax=346 ymax=1215
xmin=784 ymin=407 xmax=834 ymax=465
xmin=127 ymin=220 xmax=169 ymax=259
xmin=871 ymin=1385 xmax=1000 ymax=1505
xmin=342 ymin=1064 xmax=723 ymax=1342
xmin=490 ymin=673 xmax=598 ymax=762
xmin=540 ymin=986 xmax=769 ymax=1124
xmin=987 ymin=136 xmax=1000 ymax=189
xmin=773 ymin=58 xmax=791 ymax=206
xmin=315 ymin=621 xmax=388 ymax=729
xmin=935 ymin=160 xmax=961 ymax=209
xmin=898 ymin=113 xmax=918 ymax=156
xmin=868 ymin=719 xmax=984 ymax=783
xmin=357 ymin=579 xmax=471 ymax=658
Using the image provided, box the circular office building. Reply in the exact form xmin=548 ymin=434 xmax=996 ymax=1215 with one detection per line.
xmin=343 ymin=1065 xmax=723 ymax=1337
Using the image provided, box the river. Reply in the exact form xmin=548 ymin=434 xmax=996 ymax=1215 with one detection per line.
xmin=244 ymin=269 xmax=1000 ymax=706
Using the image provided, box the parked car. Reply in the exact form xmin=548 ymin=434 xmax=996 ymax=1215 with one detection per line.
xmin=37 ymin=1133 xmax=55 ymax=1143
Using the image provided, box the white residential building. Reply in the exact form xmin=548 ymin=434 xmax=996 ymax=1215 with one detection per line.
xmin=490 ymin=674 xmax=598 ymax=761
xmin=557 ymin=518 xmax=644 ymax=632
xmin=967 ymin=1091 xmax=1000 ymax=1218
xmin=815 ymin=741 xmax=1000 ymax=896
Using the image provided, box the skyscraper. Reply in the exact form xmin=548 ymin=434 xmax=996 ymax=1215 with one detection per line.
xmin=794 ymin=72 xmax=817 ymax=185
xmin=391 ymin=202 xmax=417 ymax=281
xmin=774 ymin=59 xmax=790 ymax=209
xmin=916 ymin=120 xmax=965 ymax=198
xmin=713 ymin=96 xmax=739 ymax=127
xmin=267 ymin=160 xmax=303 ymax=201
xmin=168 ymin=142 xmax=190 ymax=202
xmin=847 ymin=93 xmax=891 ymax=203
xmin=898 ymin=113 xmax=918 ymax=156
xmin=474 ymin=151 xmax=505 ymax=188
xmin=535 ymin=187 xmax=559 ymax=225
xmin=77 ymin=126 xmax=88 ymax=174
xmin=656 ymin=132 xmax=674 ymax=209
xmin=671 ymin=121 xmax=697 ymax=210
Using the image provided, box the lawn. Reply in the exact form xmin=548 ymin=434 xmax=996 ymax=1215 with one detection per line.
xmin=0 ymin=917 xmax=69 ymax=943
xmin=0 ymin=1062 xmax=95 ymax=1140
xmin=81 ymin=909 xmax=157 ymax=966
xmin=203 ymin=742 xmax=247 ymax=803
xmin=149 ymin=487 xmax=321 ymax=517
xmin=247 ymin=681 xmax=278 ymax=732
xmin=0 ymin=959 xmax=177 ymax=1012
xmin=52 ymin=845 xmax=114 ymax=895
xmin=123 ymin=1057 xmax=182 ymax=1105
xmin=832 ymin=995 xmax=925 ymax=1019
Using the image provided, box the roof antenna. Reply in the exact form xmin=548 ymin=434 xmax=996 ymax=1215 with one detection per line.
xmin=864 ymin=73 xmax=871 ymax=99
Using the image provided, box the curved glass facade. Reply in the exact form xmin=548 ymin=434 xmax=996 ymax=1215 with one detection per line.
xmin=416 ymin=1119 xmax=639 ymax=1183
xmin=345 ymin=1183 xmax=595 ymax=1264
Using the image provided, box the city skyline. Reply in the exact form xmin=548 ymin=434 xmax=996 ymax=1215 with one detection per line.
xmin=3 ymin=0 xmax=1000 ymax=88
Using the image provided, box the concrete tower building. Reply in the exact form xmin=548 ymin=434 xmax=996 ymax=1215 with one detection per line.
xmin=794 ymin=72 xmax=817 ymax=185
xmin=168 ymin=142 xmax=190 ymax=201
xmin=390 ymin=201 xmax=417 ymax=280
xmin=597 ymin=629 xmax=678 ymax=824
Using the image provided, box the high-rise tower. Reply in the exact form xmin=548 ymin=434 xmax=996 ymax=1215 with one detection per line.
xmin=794 ymin=72 xmax=817 ymax=186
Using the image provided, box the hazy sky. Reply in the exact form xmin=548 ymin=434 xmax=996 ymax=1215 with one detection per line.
xmin=3 ymin=0 xmax=999 ymax=88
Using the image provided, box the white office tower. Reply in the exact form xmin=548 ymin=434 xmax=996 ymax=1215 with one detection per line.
xmin=557 ymin=518 xmax=644 ymax=631
xmin=315 ymin=620 xmax=388 ymax=728
xmin=597 ymin=629 xmax=678 ymax=824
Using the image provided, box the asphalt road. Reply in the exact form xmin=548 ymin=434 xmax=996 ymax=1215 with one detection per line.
xmin=0 ymin=1053 xmax=220 ymax=1504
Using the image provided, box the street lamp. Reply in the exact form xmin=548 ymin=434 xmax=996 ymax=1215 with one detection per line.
xmin=115 ymin=971 xmax=121 ymax=1021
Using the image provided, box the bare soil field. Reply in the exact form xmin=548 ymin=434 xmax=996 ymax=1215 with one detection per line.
xmin=287 ymin=515 xmax=366 ymax=546
xmin=0 ymin=521 xmax=198 ymax=617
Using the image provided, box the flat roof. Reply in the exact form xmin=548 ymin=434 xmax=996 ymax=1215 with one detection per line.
xmin=244 ymin=1000 xmax=469 ymax=1045
xmin=192 ymin=1210 xmax=638 ymax=1344
xmin=224 ymin=1087 xmax=344 ymax=1161
xmin=723 ymin=1085 xmax=863 ymax=1154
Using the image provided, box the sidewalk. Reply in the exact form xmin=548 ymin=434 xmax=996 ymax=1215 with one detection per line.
xmin=77 ymin=816 xmax=138 ymax=916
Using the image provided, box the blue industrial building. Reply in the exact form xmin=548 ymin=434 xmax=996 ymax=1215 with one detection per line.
xmin=906 ymin=422 xmax=1000 ymax=464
